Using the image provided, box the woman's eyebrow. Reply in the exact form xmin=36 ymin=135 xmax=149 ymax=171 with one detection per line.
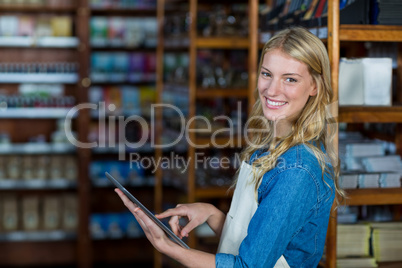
xmin=261 ymin=66 xmax=302 ymax=77
xmin=283 ymin=72 xmax=302 ymax=77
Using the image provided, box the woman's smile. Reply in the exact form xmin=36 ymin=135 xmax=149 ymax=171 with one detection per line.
xmin=265 ymin=97 xmax=288 ymax=109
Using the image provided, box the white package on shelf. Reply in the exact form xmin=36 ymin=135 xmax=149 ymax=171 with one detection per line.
xmin=379 ymin=173 xmax=402 ymax=188
xmin=344 ymin=156 xmax=365 ymax=171
xmin=345 ymin=143 xmax=385 ymax=158
xmin=362 ymin=155 xmax=402 ymax=175
xmin=338 ymin=58 xmax=364 ymax=105
xmin=339 ymin=173 xmax=359 ymax=189
xmin=358 ymin=173 xmax=380 ymax=188
xmin=362 ymin=58 xmax=392 ymax=106
xmin=338 ymin=57 xmax=393 ymax=106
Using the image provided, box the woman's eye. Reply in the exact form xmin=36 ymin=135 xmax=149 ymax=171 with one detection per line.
xmin=286 ymin=77 xmax=297 ymax=83
xmin=261 ymin=72 xmax=271 ymax=77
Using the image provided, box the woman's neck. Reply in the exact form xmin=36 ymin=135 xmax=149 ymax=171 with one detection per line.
xmin=273 ymin=120 xmax=292 ymax=138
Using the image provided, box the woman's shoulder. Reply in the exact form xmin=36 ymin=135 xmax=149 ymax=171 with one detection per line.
xmin=276 ymin=143 xmax=324 ymax=170
xmin=258 ymin=143 xmax=334 ymax=199
xmin=249 ymin=143 xmax=334 ymax=184
xmin=249 ymin=142 xmax=328 ymax=166
xmin=259 ymin=144 xmax=322 ymax=185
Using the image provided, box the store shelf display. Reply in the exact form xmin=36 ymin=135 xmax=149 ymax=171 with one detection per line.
xmin=90 ymin=16 xmax=157 ymax=48
xmin=90 ymin=52 xmax=156 ymax=83
xmin=90 ymin=0 xmax=156 ymax=10
xmin=90 ymin=212 xmax=144 ymax=240
xmin=88 ymin=85 xmax=156 ymax=117
xmin=0 ymin=14 xmax=76 ymax=47
xmin=0 ymin=62 xmax=79 ymax=84
xmin=90 ymin=160 xmax=151 ymax=187
xmin=0 ymin=194 xmax=78 ymax=241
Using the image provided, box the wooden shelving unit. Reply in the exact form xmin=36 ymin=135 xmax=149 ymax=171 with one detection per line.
xmin=195 ymin=37 xmax=249 ymax=48
xmin=156 ymin=1 xmax=258 ymax=266
xmin=87 ymin=2 xmax=158 ymax=267
xmin=0 ymin=0 xmax=159 ymax=267
xmin=0 ymin=1 xmax=90 ymax=267
xmin=326 ymin=1 xmax=402 ymax=268
xmin=258 ymin=1 xmax=402 ymax=267
xmin=339 ymin=25 xmax=402 ymax=42
xmin=195 ymin=88 xmax=249 ymax=98
xmin=345 ymin=188 xmax=402 ymax=206
xmin=339 ymin=106 xmax=402 ymax=123
xmin=185 ymin=0 xmax=259 ymax=205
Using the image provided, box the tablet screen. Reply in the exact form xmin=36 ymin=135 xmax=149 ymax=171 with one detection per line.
xmin=105 ymin=172 xmax=190 ymax=249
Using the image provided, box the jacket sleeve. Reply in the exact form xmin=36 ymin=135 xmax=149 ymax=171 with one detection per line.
xmin=215 ymin=167 xmax=317 ymax=268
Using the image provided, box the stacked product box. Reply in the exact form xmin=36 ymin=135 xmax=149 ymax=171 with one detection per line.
xmin=90 ymin=17 xmax=157 ymax=48
xmin=0 ymin=155 xmax=77 ymax=182
xmin=90 ymin=212 xmax=144 ymax=239
xmin=90 ymin=160 xmax=150 ymax=187
xmin=0 ymin=194 xmax=78 ymax=233
xmin=88 ymin=85 xmax=156 ymax=117
xmin=0 ymin=15 xmax=73 ymax=38
xmin=90 ymin=52 xmax=156 ymax=83
xmin=90 ymin=0 xmax=156 ymax=9
xmin=338 ymin=132 xmax=402 ymax=189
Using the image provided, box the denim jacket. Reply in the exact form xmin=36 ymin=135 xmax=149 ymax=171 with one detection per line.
xmin=215 ymin=143 xmax=335 ymax=268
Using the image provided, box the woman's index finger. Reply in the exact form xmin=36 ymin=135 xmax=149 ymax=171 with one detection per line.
xmin=156 ymin=206 xmax=186 ymax=219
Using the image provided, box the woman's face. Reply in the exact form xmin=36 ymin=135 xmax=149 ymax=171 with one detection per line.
xmin=257 ymin=48 xmax=317 ymax=133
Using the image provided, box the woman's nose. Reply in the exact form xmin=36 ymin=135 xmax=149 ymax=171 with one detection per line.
xmin=267 ymin=78 xmax=282 ymax=96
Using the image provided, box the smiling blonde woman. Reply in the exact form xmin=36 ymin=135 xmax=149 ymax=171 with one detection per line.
xmin=115 ymin=26 xmax=344 ymax=268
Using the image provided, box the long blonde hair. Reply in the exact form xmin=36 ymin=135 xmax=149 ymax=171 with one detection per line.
xmin=241 ymin=26 xmax=345 ymax=205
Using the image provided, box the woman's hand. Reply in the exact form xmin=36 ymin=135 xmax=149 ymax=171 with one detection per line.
xmin=115 ymin=189 xmax=217 ymax=267
xmin=114 ymin=188 xmax=178 ymax=253
xmin=156 ymin=203 xmax=226 ymax=239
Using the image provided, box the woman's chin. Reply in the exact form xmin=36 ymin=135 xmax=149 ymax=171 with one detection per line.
xmin=263 ymin=112 xmax=286 ymax=122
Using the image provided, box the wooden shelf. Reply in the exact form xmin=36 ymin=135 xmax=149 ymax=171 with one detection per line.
xmin=92 ymin=238 xmax=153 ymax=264
xmin=0 ymin=36 xmax=79 ymax=48
xmin=91 ymin=8 xmax=156 ymax=16
xmin=345 ymin=188 xmax=402 ymax=206
xmin=196 ymin=88 xmax=248 ymax=98
xmin=339 ymin=25 xmax=402 ymax=42
xmin=195 ymin=37 xmax=249 ymax=49
xmin=378 ymin=261 xmax=402 ymax=268
xmin=0 ymin=108 xmax=77 ymax=119
xmin=195 ymin=186 xmax=233 ymax=199
xmin=339 ymin=106 xmax=402 ymax=123
xmin=0 ymin=5 xmax=77 ymax=13
xmin=262 ymin=25 xmax=402 ymax=44
xmin=0 ymin=73 xmax=79 ymax=84
xmin=90 ymin=46 xmax=156 ymax=51
xmin=0 ymin=240 xmax=76 ymax=266
xmin=0 ymin=230 xmax=76 ymax=242
xmin=0 ymin=179 xmax=77 ymax=190
xmin=0 ymin=143 xmax=76 ymax=154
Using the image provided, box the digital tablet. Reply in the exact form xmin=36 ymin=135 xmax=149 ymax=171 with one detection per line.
xmin=105 ymin=172 xmax=190 ymax=249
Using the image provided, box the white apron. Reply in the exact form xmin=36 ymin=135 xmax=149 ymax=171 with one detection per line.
xmin=217 ymin=161 xmax=290 ymax=268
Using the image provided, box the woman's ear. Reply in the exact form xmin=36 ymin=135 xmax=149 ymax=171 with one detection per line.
xmin=309 ymin=80 xmax=318 ymax=96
